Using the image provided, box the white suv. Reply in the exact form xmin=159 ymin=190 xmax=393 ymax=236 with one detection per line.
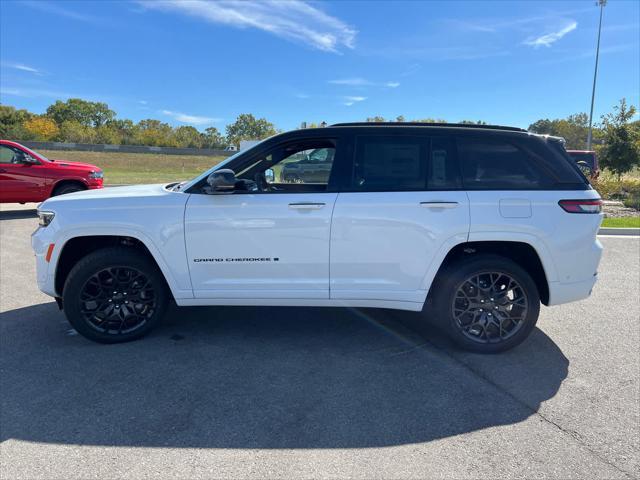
xmin=32 ymin=123 xmax=603 ymax=352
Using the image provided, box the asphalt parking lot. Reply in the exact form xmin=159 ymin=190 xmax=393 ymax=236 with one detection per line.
xmin=1 ymin=204 xmax=638 ymax=480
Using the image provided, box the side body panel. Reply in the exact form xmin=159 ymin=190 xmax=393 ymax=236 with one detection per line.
xmin=330 ymin=191 xmax=470 ymax=305
xmin=32 ymin=185 xmax=192 ymax=298
xmin=467 ymin=189 xmax=603 ymax=305
xmin=184 ymin=192 xmax=338 ymax=299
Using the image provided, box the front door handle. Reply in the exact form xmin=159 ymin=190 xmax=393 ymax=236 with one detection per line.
xmin=288 ymin=202 xmax=325 ymax=210
xmin=0 ymin=168 xmax=6 ymax=173
xmin=420 ymin=201 xmax=459 ymax=209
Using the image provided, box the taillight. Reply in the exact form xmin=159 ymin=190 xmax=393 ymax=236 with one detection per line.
xmin=558 ymin=199 xmax=602 ymax=214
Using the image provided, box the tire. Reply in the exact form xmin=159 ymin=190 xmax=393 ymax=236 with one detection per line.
xmin=52 ymin=183 xmax=85 ymax=197
xmin=428 ymin=254 xmax=540 ymax=353
xmin=62 ymin=247 xmax=169 ymax=344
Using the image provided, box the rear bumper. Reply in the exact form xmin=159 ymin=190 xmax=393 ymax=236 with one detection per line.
xmin=547 ymin=275 xmax=598 ymax=306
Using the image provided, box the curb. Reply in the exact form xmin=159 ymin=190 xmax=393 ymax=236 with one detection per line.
xmin=598 ymin=228 xmax=640 ymax=236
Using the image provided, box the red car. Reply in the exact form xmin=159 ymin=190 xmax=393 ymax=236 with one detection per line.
xmin=566 ymin=150 xmax=600 ymax=180
xmin=0 ymin=140 xmax=103 ymax=203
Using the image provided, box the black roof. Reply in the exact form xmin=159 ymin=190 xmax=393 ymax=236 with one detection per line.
xmin=330 ymin=122 xmax=527 ymax=132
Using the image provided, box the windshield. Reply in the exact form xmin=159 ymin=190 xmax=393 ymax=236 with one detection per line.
xmin=21 ymin=145 xmax=49 ymax=162
xmin=179 ymin=137 xmax=270 ymax=191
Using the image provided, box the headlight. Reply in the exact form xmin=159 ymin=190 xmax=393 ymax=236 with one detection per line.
xmin=88 ymin=170 xmax=103 ymax=179
xmin=38 ymin=211 xmax=55 ymax=227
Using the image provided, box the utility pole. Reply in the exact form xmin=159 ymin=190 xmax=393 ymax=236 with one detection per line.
xmin=587 ymin=0 xmax=607 ymax=150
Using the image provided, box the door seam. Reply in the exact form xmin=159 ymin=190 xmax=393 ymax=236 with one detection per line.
xmin=328 ymin=192 xmax=339 ymax=299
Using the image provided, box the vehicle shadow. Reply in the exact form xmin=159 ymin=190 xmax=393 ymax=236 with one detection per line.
xmin=0 ymin=209 xmax=37 ymax=220
xmin=0 ymin=302 xmax=568 ymax=449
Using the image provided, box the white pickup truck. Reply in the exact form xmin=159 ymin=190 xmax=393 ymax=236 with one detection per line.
xmin=32 ymin=123 xmax=603 ymax=352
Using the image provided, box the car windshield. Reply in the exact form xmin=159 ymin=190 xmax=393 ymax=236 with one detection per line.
xmin=22 ymin=145 xmax=49 ymax=162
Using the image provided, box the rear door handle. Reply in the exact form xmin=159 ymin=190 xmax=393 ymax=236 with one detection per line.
xmin=0 ymin=168 xmax=6 ymax=173
xmin=420 ymin=201 xmax=459 ymax=209
xmin=288 ymin=202 xmax=325 ymax=210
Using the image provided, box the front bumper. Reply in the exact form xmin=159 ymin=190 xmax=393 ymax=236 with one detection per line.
xmin=31 ymin=226 xmax=57 ymax=297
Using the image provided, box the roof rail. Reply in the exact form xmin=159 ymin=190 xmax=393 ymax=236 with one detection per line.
xmin=330 ymin=122 xmax=527 ymax=132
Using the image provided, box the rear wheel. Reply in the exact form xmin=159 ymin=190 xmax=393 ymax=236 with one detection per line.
xmin=52 ymin=183 xmax=85 ymax=197
xmin=429 ymin=254 xmax=540 ymax=353
xmin=62 ymin=247 xmax=169 ymax=343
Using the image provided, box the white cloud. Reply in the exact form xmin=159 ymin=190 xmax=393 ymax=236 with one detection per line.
xmin=1 ymin=62 xmax=43 ymax=75
xmin=161 ymin=110 xmax=220 ymax=125
xmin=329 ymin=78 xmax=399 ymax=88
xmin=524 ymin=21 xmax=578 ymax=48
xmin=343 ymin=95 xmax=366 ymax=106
xmin=294 ymin=93 xmax=310 ymax=99
xmin=22 ymin=0 xmax=98 ymax=23
xmin=137 ymin=0 xmax=356 ymax=53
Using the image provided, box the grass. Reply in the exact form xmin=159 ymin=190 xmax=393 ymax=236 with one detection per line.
xmin=601 ymin=217 xmax=640 ymax=228
xmin=40 ymin=150 xmax=226 ymax=185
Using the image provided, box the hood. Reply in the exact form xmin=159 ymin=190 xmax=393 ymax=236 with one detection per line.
xmin=50 ymin=159 xmax=101 ymax=170
xmin=40 ymin=183 xmax=172 ymax=208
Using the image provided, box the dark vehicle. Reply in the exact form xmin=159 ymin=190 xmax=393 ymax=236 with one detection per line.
xmin=280 ymin=148 xmax=335 ymax=183
xmin=567 ymin=150 xmax=599 ymax=179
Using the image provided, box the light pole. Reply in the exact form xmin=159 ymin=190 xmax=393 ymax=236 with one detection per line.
xmin=587 ymin=0 xmax=607 ymax=150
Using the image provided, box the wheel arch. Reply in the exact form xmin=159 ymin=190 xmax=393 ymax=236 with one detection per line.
xmin=50 ymin=178 xmax=88 ymax=196
xmin=53 ymin=233 xmax=182 ymax=300
xmin=425 ymin=239 xmax=553 ymax=306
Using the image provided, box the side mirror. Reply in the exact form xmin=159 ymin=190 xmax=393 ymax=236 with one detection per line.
xmin=264 ymin=168 xmax=275 ymax=183
xmin=19 ymin=154 xmax=37 ymax=164
xmin=206 ymin=169 xmax=237 ymax=194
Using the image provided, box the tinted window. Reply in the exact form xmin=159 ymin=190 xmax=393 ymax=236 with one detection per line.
xmin=428 ymin=137 xmax=460 ymax=190
xmin=353 ymin=136 xmax=426 ymax=191
xmin=568 ymin=152 xmax=596 ymax=169
xmin=458 ymin=138 xmax=545 ymax=189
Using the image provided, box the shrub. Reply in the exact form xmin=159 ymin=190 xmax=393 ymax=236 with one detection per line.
xmin=593 ymin=173 xmax=640 ymax=209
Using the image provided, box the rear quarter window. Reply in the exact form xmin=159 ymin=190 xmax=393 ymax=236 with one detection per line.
xmin=457 ymin=137 xmax=549 ymax=190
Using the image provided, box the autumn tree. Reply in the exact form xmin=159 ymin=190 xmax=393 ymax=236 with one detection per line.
xmin=225 ymin=113 xmax=277 ymax=147
xmin=22 ymin=116 xmax=60 ymax=140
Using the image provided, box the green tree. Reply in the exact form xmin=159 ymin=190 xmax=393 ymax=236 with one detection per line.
xmin=396 ymin=115 xmax=405 ymax=122
xmin=46 ymin=98 xmax=115 ymax=128
xmin=134 ymin=119 xmax=176 ymax=147
xmin=225 ymin=113 xmax=276 ymax=148
xmin=366 ymin=116 xmax=386 ymax=122
xmin=412 ymin=118 xmax=447 ymax=123
xmin=106 ymin=119 xmax=136 ymax=144
xmin=202 ymin=127 xmax=226 ymax=149
xmin=59 ymin=120 xmax=97 ymax=143
xmin=459 ymin=120 xmax=487 ymax=125
xmin=598 ymin=98 xmax=640 ymax=179
xmin=528 ymin=113 xmax=597 ymax=149
xmin=174 ymin=126 xmax=203 ymax=148
xmin=95 ymin=125 xmax=121 ymax=145
xmin=0 ymin=105 xmax=33 ymax=139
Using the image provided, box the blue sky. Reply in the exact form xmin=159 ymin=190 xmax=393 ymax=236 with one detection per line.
xmin=1 ymin=0 xmax=638 ymax=132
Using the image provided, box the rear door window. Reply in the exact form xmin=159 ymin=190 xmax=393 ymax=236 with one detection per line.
xmin=457 ymin=138 xmax=547 ymax=190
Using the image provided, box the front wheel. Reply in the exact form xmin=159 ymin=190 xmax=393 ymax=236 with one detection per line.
xmin=62 ymin=247 xmax=169 ymax=343
xmin=429 ymin=254 xmax=540 ymax=353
